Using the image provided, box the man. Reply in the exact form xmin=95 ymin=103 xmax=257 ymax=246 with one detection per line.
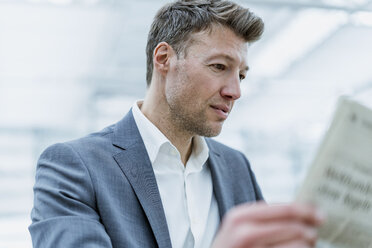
xmin=29 ymin=0 xmax=325 ymax=247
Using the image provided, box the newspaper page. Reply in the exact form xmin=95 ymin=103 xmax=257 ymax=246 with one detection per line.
xmin=296 ymin=97 xmax=372 ymax=248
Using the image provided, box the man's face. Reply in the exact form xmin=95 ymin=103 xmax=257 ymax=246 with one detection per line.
xmin=165 ymin=26 xmax=248 ymax=137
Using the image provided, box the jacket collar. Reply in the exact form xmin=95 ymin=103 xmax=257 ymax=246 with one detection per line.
xmin=112 ymin=109 xmax=172 ymax=248
xmin=206 ymin=139 xmax=236 ymax=219
xmin=111 ymin=110 xmax=236 ymax=246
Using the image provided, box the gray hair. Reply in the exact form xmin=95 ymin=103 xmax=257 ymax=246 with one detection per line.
xmin=145 ymin=0 xmax=265 ymax=86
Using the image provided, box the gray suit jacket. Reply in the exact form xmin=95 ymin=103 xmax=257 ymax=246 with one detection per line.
xmin=29 ymin=109 xmax=263 ymax=248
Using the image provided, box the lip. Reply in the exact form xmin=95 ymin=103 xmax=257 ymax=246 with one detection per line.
xmin=210 ymin=104 xmax=230 ymax=119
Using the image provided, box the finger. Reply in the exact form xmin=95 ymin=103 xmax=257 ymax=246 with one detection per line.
xmin=272 ymin=240 xmax=314 ymax=248
xmin=258 ymin=223 xmax=318 ymax=246
xmin=235 ymin=222 xmax=317 ymax=247
xmin=229 ymin=202 xmax=325 ymax=226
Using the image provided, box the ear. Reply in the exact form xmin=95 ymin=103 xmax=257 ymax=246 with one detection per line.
xmin=153 ymin=42 xmax=174 ymax=76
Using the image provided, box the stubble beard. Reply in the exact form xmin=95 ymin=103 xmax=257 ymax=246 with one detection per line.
xmin=168 ymin=100 xmax=222 ymax=138
xmin=166 ymin=62 xmax=224 ymax=138
xmin=166 ymin=82 xmax=223 ymax=138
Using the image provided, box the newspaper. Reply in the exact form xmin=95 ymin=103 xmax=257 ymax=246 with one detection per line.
xmin=296 ymin=97 xmax=372 ymax=248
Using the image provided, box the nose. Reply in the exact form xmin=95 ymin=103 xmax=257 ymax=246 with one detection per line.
xmin=220 ymin=75 xmax=241 ymax=100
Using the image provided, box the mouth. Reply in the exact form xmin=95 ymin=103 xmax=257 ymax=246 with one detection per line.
xmin=210 ymin=104 xmax=230 ymax=119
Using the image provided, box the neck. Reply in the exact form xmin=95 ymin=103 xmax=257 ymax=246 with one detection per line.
xmin=141 ymin=84 xmax=194 ymax=165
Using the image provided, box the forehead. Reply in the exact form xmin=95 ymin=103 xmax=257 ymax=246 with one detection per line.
xmin=186 ymin=26 xmax=248 ymax=63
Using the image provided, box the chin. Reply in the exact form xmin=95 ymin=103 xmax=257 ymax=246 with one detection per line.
xmin=199 ymin=124 xmax=223 ymax=137
xmin=203 ymin=131 xmax=221 ymax=138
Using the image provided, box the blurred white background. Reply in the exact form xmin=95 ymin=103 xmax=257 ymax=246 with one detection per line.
xmin=1 ymin=0 xmax=372 ymax=247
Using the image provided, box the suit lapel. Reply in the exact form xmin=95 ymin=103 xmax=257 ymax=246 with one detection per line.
xmin=207 ymin=140 xmax=236 ymax=219
xmin=112 ymin=110 xmax=172 ymax=248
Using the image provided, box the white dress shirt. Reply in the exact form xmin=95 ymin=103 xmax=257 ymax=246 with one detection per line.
xmin=132 ymin=101 xmax=220 ymax=248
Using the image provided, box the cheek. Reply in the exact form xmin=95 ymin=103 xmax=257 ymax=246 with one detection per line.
xmin=186 ymin=72 xmax=216 ymax=98
xmin=170 ymin=63 xmax=218 ymax=104
xmin=175 ymin=70 xmax=201 ymax=99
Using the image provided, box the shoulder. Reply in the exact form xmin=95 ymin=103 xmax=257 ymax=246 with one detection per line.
xmin=45 ymin=109 xmax=137 ymax=158
xmin=68 ymin=124 xmax=115 ymax=152
xmin=39 ymin=123 xmax=119 ymax=169
xmin=35 ymin=123 xmax=122 ymax=203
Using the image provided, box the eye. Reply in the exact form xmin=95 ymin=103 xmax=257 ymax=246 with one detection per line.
xmin=211 ymin=64 xmax=226 ymax=71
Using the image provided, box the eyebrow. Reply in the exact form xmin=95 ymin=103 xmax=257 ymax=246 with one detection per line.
xmin=207 ymin=54 xmax=249 ymax=71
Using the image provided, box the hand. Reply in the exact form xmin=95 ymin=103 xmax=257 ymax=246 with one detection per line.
xmin=211 ymin=201 xmax=325 ymax=248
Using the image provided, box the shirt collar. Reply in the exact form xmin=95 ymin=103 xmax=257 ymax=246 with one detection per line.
xmin=187 ymin=135 xmax=209 ymax=173
xmin=131 ymin=100 xmax=209 ymax=169
xmin=132 ymin=100 xmax=169 ymax=164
